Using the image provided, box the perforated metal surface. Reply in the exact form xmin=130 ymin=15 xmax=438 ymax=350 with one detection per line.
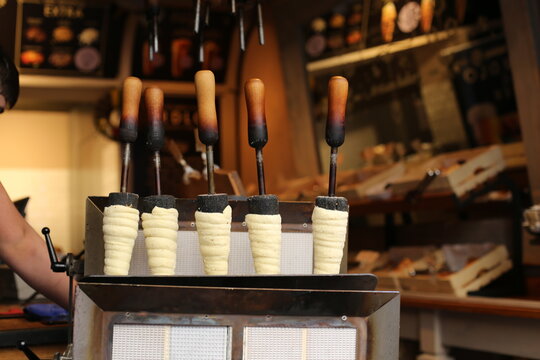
xmin=243 ymin=327 xmax=357 ymax=360
xmin=112 ymin=324 xmax=230 ymax=360
xmin=112 ymin=324 xmax=166 ymax=360
xmin=169 ymin=326 xmax=229 ymax=360
xmin=243 ymin=327 xmax=303 ymax=360
xmin=306 ymin=328 xmax=357 ymax=360
xmin=129 ymin=230 xmax=313 ymax=275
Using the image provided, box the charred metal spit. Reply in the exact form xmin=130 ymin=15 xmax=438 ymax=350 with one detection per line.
xmin=144 ymin=87 xmax=166 ymax=196
xmin=145 ymin=0 xmax=160 ymax=61
xmin=193 ymin=0 xmax=266 ymax=62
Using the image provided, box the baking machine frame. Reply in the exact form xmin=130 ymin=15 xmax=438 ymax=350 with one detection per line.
xmin=69 ymin=197 xmax=400 ymax=360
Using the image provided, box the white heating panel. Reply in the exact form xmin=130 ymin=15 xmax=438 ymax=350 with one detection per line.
xmin=128 ymin=231 xmax=313 ymax=275
xmin=112 ymin=324 xmax=230 ymax=360
xmin=243 ymin=327 xmax=357 ymax=360
xmin=111 ymin=324 xmax=167 ymax=360
xmin=170 ymin=326 xmax=230 ymax=360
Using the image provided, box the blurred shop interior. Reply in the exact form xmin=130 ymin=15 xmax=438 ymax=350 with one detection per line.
xmin=1 ymin=0 xmax=540 ymax=359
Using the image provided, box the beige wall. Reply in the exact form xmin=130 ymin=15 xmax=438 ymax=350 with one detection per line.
xmin=0 ymin=109 xmax=119 ymax=253
xmin=68 ymin=108 xmax=120 ymax=252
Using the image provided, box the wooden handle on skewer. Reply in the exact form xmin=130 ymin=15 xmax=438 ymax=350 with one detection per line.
xmin=120 ymin=76 xmax=143 ymax=143
xmin=195 ymin=70 xmax=218 ymax=146
xmin=326 ymin=76 xmax=348 ymax=148
xmin=245 ymin=78 xmax=268 ymax=149
xmin=145 ymin=87 xmax=165 ymax=152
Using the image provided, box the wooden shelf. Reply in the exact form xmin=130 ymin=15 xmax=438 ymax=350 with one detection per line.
xmin=19 ymin=75 xmax=120 ymax=89
xmin=142 ymin=80 xmax=234 ymax=97
xmin=17 ymin=75 xmax=121 ymax=108
xmin=16 ymin=75 xmax=234 ymax=109
xmin=306 ymin=29 xmax=456 ymax=73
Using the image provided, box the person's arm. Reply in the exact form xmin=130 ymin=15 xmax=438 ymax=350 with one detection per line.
xmin=0 ymin=182 xmax=69 ymax=308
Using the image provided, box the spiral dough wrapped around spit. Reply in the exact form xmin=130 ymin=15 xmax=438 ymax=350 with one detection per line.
xmin=245 ymin=213 xmax=282 ymax=274
xmin=102 ymin=205 xmax=140 ymax=275
xmin=142 ymin=206 xmax=179 ymax=275
xmin=312 ymin=206 xmax=348 ymax=274
xmin=195 ymin=206 xmax=232 ymax=275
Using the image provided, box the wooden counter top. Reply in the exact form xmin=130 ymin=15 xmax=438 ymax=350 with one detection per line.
xmin=0 ymin=304 xmax=68 ymax=359
xmin=0 ymin=343 xmax=66 ymax=360
xmin=401 ymin=292 xmax=540 ymax=319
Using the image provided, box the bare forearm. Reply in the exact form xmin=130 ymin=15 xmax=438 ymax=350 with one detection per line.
xmin=4 ymin=226 xmax=70 ymax=308
xmin=0 ymin=183 xmax=70 ymax=308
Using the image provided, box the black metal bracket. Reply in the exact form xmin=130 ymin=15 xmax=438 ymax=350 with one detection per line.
xmin=42 ymin=227 xmax=68 ymax=273
xmin=16 ymin=340 xmax=41 ymax=360
xmin=404 ymin=168 xmax=441 ymax=205
xmin=40 ymin=227 xmax=78 ymax=357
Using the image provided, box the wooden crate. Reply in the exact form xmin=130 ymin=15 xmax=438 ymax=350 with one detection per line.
xmin=375 ymin=245 xmax=511 ymax=297
xmin=276 ymin=164 xmax=405 ymax=201
xmin=501 ymin=141 xmax=527 ymax=169
xmin=390 ymin=146 xmax=505 ymax=197
xmin=337 ymin=163 xmax=406 ymax=200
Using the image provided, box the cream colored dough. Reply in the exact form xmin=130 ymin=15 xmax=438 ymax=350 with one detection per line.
xmin=102 ymin=205 xmax=140 ymax=275
xmin=245 ymin=213 xmax=282 ymax=274
xmin=195 ymin=206 xmax=232 ymax=275
xmin=142 ymin=206 xmax=179 ymax=275
xmin=312 ymin=206 xmax=348 ymax=274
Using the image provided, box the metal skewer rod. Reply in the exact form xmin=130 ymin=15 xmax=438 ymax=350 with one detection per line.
xmin=238 ymin=4 xmax=245 ymax=51
xmin=146 ymin=0 xmax=160 ymax=60
xmin=194 ymin=0 xmax=201 ymax=33
xmin=152 ymin=10 xmax=159 ymax=54
xmin=255 ymin=148 xmax=266 ymax=195
xmin=328 ymin=147 xmax=338 ymax=197
xmin=153 ymin=152 xmax=162 ymax=195
xmin=204 ymin=1 xmax=211 ymax=26
xmin=120 ymin=143 xmax=131 ymax=193
xmin=206 ymin=145 xmax=215 ymax=194
xmin=256 ymin=0 xmax=265 ymax=45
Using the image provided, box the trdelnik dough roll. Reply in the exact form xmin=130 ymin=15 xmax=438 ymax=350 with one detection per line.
xmin=195 ymin=205 xmax=232 ymax=275
xmin=102 ymin=205 xmax=140 ymax=275
xmin=142 ymin=206 xmax=179 ymax=275
xmin=246 ymin=213 xmax=282 ymax=274
xmin=312 ymin=206 xmax=348 ymax=274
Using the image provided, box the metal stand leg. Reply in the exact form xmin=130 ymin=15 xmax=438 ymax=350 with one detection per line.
xmin=417 ymin=311 xmax=453 ymax=360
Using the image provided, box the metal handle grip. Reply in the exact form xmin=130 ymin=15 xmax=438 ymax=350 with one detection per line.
xmin=41 ymin=227 xmax=67 ymax=273
xmin=16 ymin=340 xmax=41 ymax=360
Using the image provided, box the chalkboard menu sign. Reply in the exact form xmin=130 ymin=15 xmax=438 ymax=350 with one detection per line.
xmin=5 ymin=0 xmax=113 ymax=76
xmin=443 ymin=36 xmax=519 ymax=146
